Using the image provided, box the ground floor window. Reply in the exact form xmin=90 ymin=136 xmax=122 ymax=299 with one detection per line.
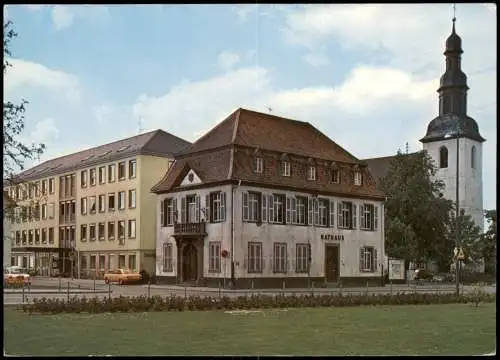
xmin=247 ymin=242 xmax=263 ymax=273
xmin=99 ymin=255 xmax=106 ymax=270
xmin=360 ymin=247 xmax=377 ymax=273
xmin=80 ymin=256 xmax=87 ymax=270
xmin=11 ymin=257 xmax=15 ymax=266
xmin=273 ymin=243 xmax=287 ymax=273
xmin=208 ymin=242 xmax=221 ymax=273
xmin=163 ymin=244 xmax=173 ymax=272
xmin=119 ymin=255 xmax=126 ymax=268
xmin=128 ymin=255 xmax=136 ymax=271
xmin=295 ymin=244 xmax=310 ymax=273
xmin=90 ymin=255 xmax=96 ymax=269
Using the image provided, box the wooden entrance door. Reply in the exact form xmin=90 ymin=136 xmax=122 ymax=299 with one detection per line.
xmin=182 ymin=243 xmax=198 ymax=282
xmin=324 ymin=245 xmax=340 ymax=282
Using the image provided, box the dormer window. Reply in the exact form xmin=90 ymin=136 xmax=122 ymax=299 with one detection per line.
xmin=354 ymin=171 xmax=362 ymax=186
xmin=332 ymin=168 xmax=340 ymax=184
xmin=308 ymin=166 xmax=316 ymax=181
xmin=280 ymin=161 xmax=290 ymax=177
xmin=254 ymin=157 xmax=263 ymax=174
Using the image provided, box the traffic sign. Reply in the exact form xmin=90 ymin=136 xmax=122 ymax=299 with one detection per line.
xmin=453 ymin=247 xmax=458 ymax=257
xmin=457 ymin=248 xmax=465 ymax=260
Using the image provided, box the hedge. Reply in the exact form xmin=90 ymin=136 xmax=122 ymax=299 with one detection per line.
xmin=21 ymin=292 xmax=496 ymax=315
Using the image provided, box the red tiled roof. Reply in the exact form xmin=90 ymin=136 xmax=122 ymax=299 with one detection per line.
xmin=153 ymin=108 xmax=384 ymax=199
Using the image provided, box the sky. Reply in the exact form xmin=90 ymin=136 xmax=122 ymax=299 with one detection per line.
xmin=3 ymin=4 xmax=497 ymax=212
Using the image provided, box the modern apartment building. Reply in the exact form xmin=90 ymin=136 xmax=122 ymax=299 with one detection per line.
xmin=5 ymin=130 xmax=190 ymax=277
xmin=152 ymin=108 xmax=385 ymax=288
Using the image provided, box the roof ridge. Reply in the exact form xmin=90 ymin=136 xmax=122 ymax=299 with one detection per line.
xmin=239 ymin=107 xmax=311 ymax=126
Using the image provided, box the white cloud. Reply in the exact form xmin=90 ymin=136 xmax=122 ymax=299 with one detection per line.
xmin=29 ymin=118 xmax=60 ymax=145
xmin=51 ymin=5 xmax=74 ymax=30
xmin=283 ymin=4 xmax=496 ymax=77
xmin=133 ymin=67 xmax=271 ymax=141
xmin=303 ymin=52 xmax=330 ymax=67
xmin=4 ymin=58 xmax=80 ymax=101
xmin=217 ymin=51 xmax=241 ymax=71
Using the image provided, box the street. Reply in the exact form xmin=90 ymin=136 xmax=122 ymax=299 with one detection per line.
xmin=4 ymin=277 xmax=494 ymax=305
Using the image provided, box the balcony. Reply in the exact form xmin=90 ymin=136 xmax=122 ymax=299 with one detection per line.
xmin=174 ymin=222 xmax=207 ymax=236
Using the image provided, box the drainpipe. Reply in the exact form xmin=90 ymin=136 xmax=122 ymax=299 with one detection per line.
xmin=230 ymin=180 xmax=242 ymax=289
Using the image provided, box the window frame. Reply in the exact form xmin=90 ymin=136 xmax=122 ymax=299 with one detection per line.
xmin=247 ymin=242 xmax=263 ymax=274
xmin=273 ymin=242 xmax=287 ymax=274
xmin=208 ymin=241 xmax=221 ymax=273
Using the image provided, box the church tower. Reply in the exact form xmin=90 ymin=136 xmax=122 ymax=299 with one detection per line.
xmin=420 ymin=17 xmax=486 ymax=232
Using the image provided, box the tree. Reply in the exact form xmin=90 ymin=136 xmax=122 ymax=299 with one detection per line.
xmin=3 ymin=21 xmax=45 ymax=182
xmin=481 ymin=210 xmax=497 ymax=275
xmin=445 ymin=211 xmax=482 ymax=269
xmin=380 ymin=150 xmax=453 ymax=270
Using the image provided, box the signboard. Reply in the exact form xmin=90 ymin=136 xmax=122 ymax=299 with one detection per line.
xmin=457 ymin=248 xmax=465 ymax=260
xmin=320 ymin=234 xmax=344 ymax=241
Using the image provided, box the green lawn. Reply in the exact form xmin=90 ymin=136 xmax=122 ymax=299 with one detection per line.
xmin=4 ymin=304 xmax=496 ymax=356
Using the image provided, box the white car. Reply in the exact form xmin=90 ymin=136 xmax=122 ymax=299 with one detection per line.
xmin=4 ymin=266 xmax=31 ymax=286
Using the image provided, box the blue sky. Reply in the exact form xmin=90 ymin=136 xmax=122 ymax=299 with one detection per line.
xmin=4 ymin=4 xmax=497 ymax=212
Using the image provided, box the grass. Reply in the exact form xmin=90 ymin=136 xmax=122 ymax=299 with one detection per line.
xmin=4 ymin=303 xmax=496 ymax=356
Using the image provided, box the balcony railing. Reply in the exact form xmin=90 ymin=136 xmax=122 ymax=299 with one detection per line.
xmin=174 ymin=222 xmax=207 ymax=236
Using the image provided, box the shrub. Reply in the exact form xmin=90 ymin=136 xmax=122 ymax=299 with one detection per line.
xmin=21 ymin=291 xmax=495 ymax=315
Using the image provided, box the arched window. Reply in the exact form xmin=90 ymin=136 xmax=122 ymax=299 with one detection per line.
xmin=439 ymin=146 xmax=448 ymax=169
xmin=471 ymin=146 xmax=476 ymax=169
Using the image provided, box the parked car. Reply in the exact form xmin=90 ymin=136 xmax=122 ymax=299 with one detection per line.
xmin=4 ymin=266 xmax=31 ymax=286
xmin=104 ymin=269 xmax=141 ymax=285
xmin=414 ymin=268 xmax=434 ymax=281
xmin=431 ymin=272 xmax=455 ymax=283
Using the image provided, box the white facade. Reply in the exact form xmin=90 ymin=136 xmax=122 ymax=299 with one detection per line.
xmin=156 ymin=183 xmax=384 ymax=285
xmin=423 ymin=137 xmax=484 ymax=232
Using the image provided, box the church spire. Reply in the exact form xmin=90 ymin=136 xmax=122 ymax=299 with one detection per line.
xmin=420 ymin=7 xmax=485 ymax=144
xmin=437 ymin=9 xmax=468 ymax=116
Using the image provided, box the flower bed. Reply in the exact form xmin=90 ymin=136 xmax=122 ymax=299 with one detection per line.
xmin=21 ymin=292 xmax=496 ymax=315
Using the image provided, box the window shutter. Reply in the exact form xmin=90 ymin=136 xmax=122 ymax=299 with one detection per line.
xmin=160 ymin=200 xmax=165 ymax=227
xmin=286 ymin=197 xmax=292 ymax=224
xmin=373 ymin=248 xmax=378 ymax=272
xmin=352 ymin=204 xmax=357 ymax=229
xmin=242 ymin=192 xmax=249 ymax=221
xmin=268 ymin=195 xmax=274 ymax=223
xmin=261 ymin=194 xmax=268 ymax=222
xmin=205 ymin=195 xmax=210 ymax=222
xmin=221 ymin=192 xmax=226 ymax=221
xmin=337 ymin=201 xmax=342 ymax=228
xmin=313 ymin=199 xmax=319 ymax=226
xmin=195 ymin=195 xmax=201 ymax=223
xmin=374 ymin=205 xmax=379 ymax=231
xmin=359 ymin=248 xmax=364 ymax=273
xmin=360 ymin=204 xmax=365 ymax=230
xmin=308 ymin=197 xmax=313 ymax=226
xmin=181 ymin=197 xmax=186 ymax=223
xmin=173 ymin=199 xmax=177 ymax=223
xmin=291 ymin=197 xmax=297 ymax=224
xmin=329 ymin=200 xmax=335 ymax=228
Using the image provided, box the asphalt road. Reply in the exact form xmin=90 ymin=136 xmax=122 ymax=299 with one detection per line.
xmin=4 ymin=276 xmax=494 ymax=305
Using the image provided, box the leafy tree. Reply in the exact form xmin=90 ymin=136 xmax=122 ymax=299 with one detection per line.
xmin=481 ymin=210 xmax=497 ymax=275
xmin=445 ymin=211 xmax=482 ymax=269
xmin=380 ymin=150 xmax=453 ymax=270
xmin=3 ymin=20 xmax=45 ymax=182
